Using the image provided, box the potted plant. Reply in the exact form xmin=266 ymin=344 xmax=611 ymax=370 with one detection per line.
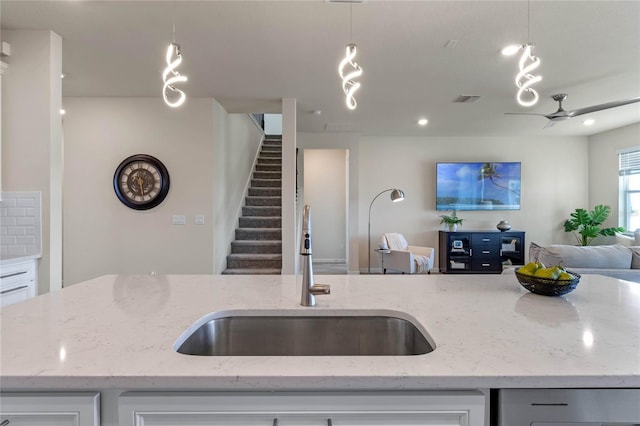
xmin=440 ymin=211 xmax=464 ymax=231
xmin=563 ymin=204 xmax=625 ymax=246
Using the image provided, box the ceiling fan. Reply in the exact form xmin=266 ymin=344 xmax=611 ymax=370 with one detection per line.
xmin=505 ymin=94 xmax=640 ymax=128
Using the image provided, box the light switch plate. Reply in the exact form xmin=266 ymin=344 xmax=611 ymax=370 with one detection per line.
xmin=195 ymin=215 xmax=205 ymax=225
xmin=172 ymin=215 xmax=186 ymax=225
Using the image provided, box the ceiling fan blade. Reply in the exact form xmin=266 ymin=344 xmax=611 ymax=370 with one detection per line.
xmin=543 ymin=120 xmax=557 ymax=129
xmin=504 ymin=112 xmax=549 ymax=117
xmin=567 ymin=96 xmax=640 ymax=117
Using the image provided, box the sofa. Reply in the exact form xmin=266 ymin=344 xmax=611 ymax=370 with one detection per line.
xmin=528 ymin=242 xmax=640 ymax=283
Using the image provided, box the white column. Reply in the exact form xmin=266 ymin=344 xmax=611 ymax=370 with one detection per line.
xmin=2 ymin=30 xmax=63 ymax=293
xmin=281 ymin=98 xmax=297 ymax=274
xmin=0 ymin=58 xmax=7 ymax=196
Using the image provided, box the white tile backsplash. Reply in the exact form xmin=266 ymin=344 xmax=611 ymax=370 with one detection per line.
xmin=0 ymin=192 xmax=42 ymax=260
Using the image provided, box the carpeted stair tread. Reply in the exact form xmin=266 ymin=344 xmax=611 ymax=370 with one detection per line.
xmin=225 ymin=136 xmax=283 ymax=274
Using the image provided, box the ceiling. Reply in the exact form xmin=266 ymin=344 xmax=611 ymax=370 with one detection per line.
xmin=1 ymin=0 xmax=639 ymax=137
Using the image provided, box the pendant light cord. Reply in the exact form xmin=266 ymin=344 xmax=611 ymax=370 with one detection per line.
xmin=350 ymin=2 xmax=353 ymax=42
xmin=172 ymin=1 xmax=176 ymax=43
xmin=526 ymin=0 xmax=530 ymax=43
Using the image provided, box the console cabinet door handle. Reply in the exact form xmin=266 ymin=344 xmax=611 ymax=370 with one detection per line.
xmin=1 ymin=419 xmax=11 ymax=426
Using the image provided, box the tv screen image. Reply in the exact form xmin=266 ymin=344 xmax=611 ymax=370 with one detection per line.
xmin=436 ymin=162 xmax=521 ymax=211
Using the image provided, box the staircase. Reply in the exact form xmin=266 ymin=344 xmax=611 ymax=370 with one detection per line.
xmin=222 ymin=136 xmax=283 ymax=275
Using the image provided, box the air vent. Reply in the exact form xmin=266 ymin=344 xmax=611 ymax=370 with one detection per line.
xmin=326 ymin=0 xmax=367 ymax=3
xmin=453 ymin=95 xmax=480 ymax=103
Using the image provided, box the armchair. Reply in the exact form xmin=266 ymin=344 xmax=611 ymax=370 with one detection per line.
xmin=380 ymin=233 xmax=434 ymax=274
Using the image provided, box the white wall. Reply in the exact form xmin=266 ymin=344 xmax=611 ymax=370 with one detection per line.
xmin=303 ymin=149 xmax=347 ymax=262
xmin=62 ymin=98 xmax=215 ymax=285
xmin=589 ymin=122 xmax=640 ymax=235
xmin=359 ymin=135 xmax=589 ymax=271
xmin=264 ymin=114 xmax=282 ymax=135
xmin=1 ymin=30 xmax=62 ymax=294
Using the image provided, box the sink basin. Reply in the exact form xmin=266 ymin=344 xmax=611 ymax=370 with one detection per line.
xmin=175 ymin=310 xmax=435 ymax=356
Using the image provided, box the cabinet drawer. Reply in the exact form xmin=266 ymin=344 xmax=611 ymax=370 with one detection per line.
xmin=1 ymin=259 xmax=37 ymax=307
xmin=0 ymin=392 xmax=100 ymax=426
xmin=120 ymin=391 xmax=486 ymax=426
xmin=471 ymin=258 xmax=502 ymax=272
xmin=0 ymin=261 xmax=35 ymax=288
xmin=471 ymin=234 xmax=499 ymax=246
xmin=0 ymin=284 xmax=32 ymax=306
xmin=471 ymin=247 xmax=500 ymax=258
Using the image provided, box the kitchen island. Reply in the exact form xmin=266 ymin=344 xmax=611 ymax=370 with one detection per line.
xmin=1 ymin=273 xmax=639 ymax=424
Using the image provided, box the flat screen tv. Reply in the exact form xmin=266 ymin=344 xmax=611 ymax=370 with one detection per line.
xmin=436 ymin=162 xmax=521 ymax=211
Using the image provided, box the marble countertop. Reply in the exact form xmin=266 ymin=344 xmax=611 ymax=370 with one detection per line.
xmin=1 ymin=273 xmax=639 ymax=391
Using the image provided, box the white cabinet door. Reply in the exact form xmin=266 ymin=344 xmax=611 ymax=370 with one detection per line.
xmin=119 ymin=391 xmax=485 ymax=426
xmin=0 ymin=392 xmax=100 ymax=426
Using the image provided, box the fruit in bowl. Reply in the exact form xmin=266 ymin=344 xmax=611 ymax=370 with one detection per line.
xmin=515 ymin=262 xmax=580 ymax=296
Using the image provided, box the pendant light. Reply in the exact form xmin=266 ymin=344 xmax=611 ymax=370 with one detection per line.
xmin=502 ymin=0 xmax=542 ymax=107
xmin=162 ymin=2 xmax=188 ymax=108
xmin=337 ymin=2 xmax=362 ymax=110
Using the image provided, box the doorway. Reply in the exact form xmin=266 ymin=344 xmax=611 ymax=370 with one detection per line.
xmin=303 ymin=149 xmax=348 ymax=274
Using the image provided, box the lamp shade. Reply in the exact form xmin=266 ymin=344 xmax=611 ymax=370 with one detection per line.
xmin=391 ymin=189 xmax=405 ymax=202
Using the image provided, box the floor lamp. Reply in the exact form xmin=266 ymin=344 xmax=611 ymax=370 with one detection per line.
xmin=368 ymin=188 xmax=405 ymax=274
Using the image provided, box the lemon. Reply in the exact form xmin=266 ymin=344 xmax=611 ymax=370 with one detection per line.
xmin=518 ymin=262 xmax=539 ymax=276
xmin=557 ymin=271 xmax=574 ymax=282
xmin=534 ymin=267 xmax=561 ymax=279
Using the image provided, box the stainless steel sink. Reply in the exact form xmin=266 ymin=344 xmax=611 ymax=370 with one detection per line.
xmin=175 ymin=310 xmax=435 ymax=356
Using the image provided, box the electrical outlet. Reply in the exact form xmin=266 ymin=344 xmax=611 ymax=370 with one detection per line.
xmin=195 ymin=215 xmax=205 ymax=225
xmin=172 ymin=215 xmax=186 ymax=225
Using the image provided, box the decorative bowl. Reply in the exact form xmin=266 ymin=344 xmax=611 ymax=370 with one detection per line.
xmin=515 ymin=268 xmax=581 ymax=297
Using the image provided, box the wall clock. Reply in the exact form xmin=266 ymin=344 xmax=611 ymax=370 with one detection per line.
xmin=113 ymin=154 xmax=170 ymax=210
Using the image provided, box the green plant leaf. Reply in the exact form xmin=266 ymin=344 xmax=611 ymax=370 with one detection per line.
xmin=570 ymin=208 xmax=590 ymax=226
xmin=563 ymin=205 xmax=622 ymax=245
xmin=599 ymin=226 xmax=626 ymax=236
xmin=581 ymin=225 xmax=600 ymax=238
xmin=588 ymin=204 xmax=611 ymax=226
xmin=563 ymin=219 xmax=579 ymax=232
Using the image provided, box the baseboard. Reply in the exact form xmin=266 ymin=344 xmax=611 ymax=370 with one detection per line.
xmin=313 ymin=259 xmax=346 ymax=264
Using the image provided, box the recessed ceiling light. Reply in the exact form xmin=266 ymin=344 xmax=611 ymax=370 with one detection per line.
xmin=418 ymin=118 xmax=428 ymax=126
xmin=61 ymin=73 xmax=65 ymax=79
xmin=501 ymin=44 xmax=520 ymax=56
xmin=60 ymin=109 xmax=66 ymax=115
xmin=583 ymin=119 xmax=595 ymax=126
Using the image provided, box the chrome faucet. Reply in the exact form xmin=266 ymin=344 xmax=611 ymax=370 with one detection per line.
xmin=300 ymin=205 xmax=330 ymax=306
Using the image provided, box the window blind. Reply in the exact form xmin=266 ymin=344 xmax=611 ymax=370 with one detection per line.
xmin=619 ymin=149 xmax=640 ymax=175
